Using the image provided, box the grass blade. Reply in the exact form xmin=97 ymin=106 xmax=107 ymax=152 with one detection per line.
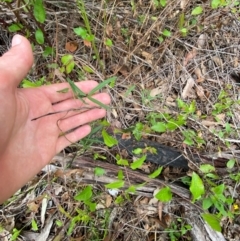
xmin=88 ymin=76 xmax=116 ymax=96
xmin=67 ymin=78 xmax=86 ymax=102
xmin=87 ymin=96 xmax=110 ymax=110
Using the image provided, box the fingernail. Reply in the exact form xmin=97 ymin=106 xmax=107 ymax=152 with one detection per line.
xmin=12 ymin=34 xmax=22 ymax=46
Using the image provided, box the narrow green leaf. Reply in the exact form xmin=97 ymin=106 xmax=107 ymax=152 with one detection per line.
xmin=88 ymin=77 xmax=117 ymax=96
xmin=148 ymin=167 xmax=163 ymax=179
xmin=190 ymin=172 xmax=205 ymax=202
xmin=102 ymin=129 xmax=118 ymax=147
xmin=87 ymin=95 xmax=110 ymax=109
xmin=155 ymin=186 xmax=172 ymax=202
xmin=33 ymin=0 xmax=46 ymax=23
xmin=130 ymin=155 xmax=146 ymax=170
xmin=35 ymin=29 xmax=44 ymax=44
xmin=31 ymin=219 xmax=38 ymax=231
xmin=66 ymin=78 xmax=86 ymax=101
xmin=57 ymin=88 xmax=69 ymax=93
xmin=74 ymin=186 xmax=92 ymax=201
xmin=201 ymin=213 xmax=221 ymax=232
xmin=105 ymin=180 xmax=124 ymax=189
xmin=191 ymin=6 xmax=203 ymax=15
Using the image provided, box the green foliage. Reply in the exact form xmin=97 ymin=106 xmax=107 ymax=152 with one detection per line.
xmin=94 ymin=167 xmax=105 ymax=176
xmin=74 ymin=27 xmax=94 ymax=42
xmin=61 ymin=54 xmax=75 ymax=74
xmin=105 ymin=180 xmax=124 ymax=189
xmin=35 ymin=29 xmax=44 ymax=44
xmin=190 ymin=172 xmax=205 ymax=202
xmin=8 ymin=23 xmax=23 ymax=32
xmin=33 ymin=0 xmax=46 ymax=23
xmin=102 ymin=130 xmax=118 ymax=147
xmin=191 ymin=6 xmax=203 ymax=15
xmin=201 ymin=213 xmax=221 ymax=232
xmin=11 ymin=228 xmax=21 ymax=241
xmin=31 ymin=218 xmax=38 ymax=231
xmin=104 ymin=38 xmax=113 ymax=47
xmin=21 ymin=77 xmax=46 ymax=88
xmin=74 ymin=186 xmax=93 ymax=202
xmin=148 ymin=167 xmax=163 ymax=178
xmin=130 ymin=155 xmax=146 ymax=170
xmin=155 ymin=186 xmax=172 ymax=202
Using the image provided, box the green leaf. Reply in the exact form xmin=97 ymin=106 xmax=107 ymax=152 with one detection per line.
xmin=118 ymin=170 xmax=124 ymax=180
xmin=88 ymin=77 xmax=117 ymax=96
xmin=105 ymin=38 xmax=113 ymax=47
xmin=155 ymin=186 xmax=172 ymax=202
xmin=201 ymin=213 xmax=221 ymax=232
xmin=202 ymin=198 xmax=213 ymax=210
xmin=191 ymin=6 xmax=203 ymax=15
xmin=57 ymin=88 xmax=69 ymax=93
xmin=43 ymin=46 xmax=54 ymax=57
xmin=33 ymin=0 xmax=46 ymax=23
xmin=132 ymin=148 xmax=143 ymax=155
xmin=8 ymin=23 xmax=23 ymax=32
xmin=211 ymin=0 xmax=221 ymax=8
xmin=66 ymin=78 xmax=86 ymax=100
xmin=11 ymin=228 xmax=21 ymax=241
xmin=162 ymin=29 xmax=171 ymax=37
xmin=148 ymin=167 xmax=163 ymax=178
xmin=55 ymin=220 xmax=63 ymax=227
xmin=227 ymin=159 xmax=235 ymax=169
xmin=31 ymin=219 xmax=38 ymax=231
xmin=61 ymin=54 xmax=73 ymax=65
xmin=160 ymin=0 xmax=166 ymax=7
xmin=66 ymin=61 xmax=75 ymax=74
xmin=87 ymin=95 xmax=110 ymax=109
xmin=199 ymin=164 xmax=215 ymax=174
xmin=190 ymin=172 xmax=205 ymax=202
xmin=105 ymin=180 xmax=124 ymax=189
xmin=130 ymin=155 xmax=146 ymax=170
xmin=35 ymin=29 xmax=44 ymax=44
xmin=102 ymin=129 xmax=118 ymax=147
xmin=117 ymin=157 xmax=129 ymax=166
xmin=82 ymin=65 xmax=94 ymax=73
xmin=74 ymin=186 xmax=92 ymax=201
xmin=74 ymin=27 xmax=87 ymax=39
xmin=211 ymin=184 xmax=225 ymax=195
xmin=94 ymin=167 xmax=105 ymax=176
xmin=151 ymin=122 xmax=166 ymax=133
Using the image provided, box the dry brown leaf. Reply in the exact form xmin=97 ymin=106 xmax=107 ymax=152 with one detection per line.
xmin=83 ymin=39 xmax=92 ymax=48
xmin=141 ymin=51 xmax=153 ymax=60
xmin=181 ymin=77 xmax=195 ymax=99
xmin=195 ymin=68 xmax=204 ymax=83
xmin=27 ymin=202 xmax=40 ymax=213
xmin=122 ymin=132 xmax=131 ymax=139
xmin=106 ymin=24 xmax=113 ymax=37
xmin=105 ymin=194 xmax=113 ymax=208
xmin=180 ymin=0 xmax=187 ymax=9
xmin=216 ymin=113 xmax=225 ymax=121
xmin=65 ymin=41 xmax=78 ymax=52
xmin=158 ymin=202 xmax=163 ymax=221
xmin=195 ymin=85 xmax=205 ymax=100
xmin=201 ymin=120 xmax=219 ymax=126
xmin=197 ymin=34 xmax=207 ymax=49
xmin=183 ymin=49 xmax=197 ymax=66
xmin=150 ymin=87 xmax=163 ymax=97
xmin=212 ymin=56 xmax=223 ymax=68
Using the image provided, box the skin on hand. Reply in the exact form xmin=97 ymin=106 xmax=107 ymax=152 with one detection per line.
xmin=0 ymin=35 xmax=111 ymax=203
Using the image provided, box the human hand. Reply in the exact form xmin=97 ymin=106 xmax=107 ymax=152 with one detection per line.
xmin=0 ymin=35 xmax=110 ymax=203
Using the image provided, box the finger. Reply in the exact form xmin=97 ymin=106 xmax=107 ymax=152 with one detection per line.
xmin=40 ymin=81 xmax=99 ymax=103
xmin=56 ymin=124 xmax=91 ymax=153
xmin=52 ymin=93 xmax=111 ymax=113
xmin=0 ymin=35 xmax=33 ymax=89
xmin=57 ymin=108 xmax=106 ymax=133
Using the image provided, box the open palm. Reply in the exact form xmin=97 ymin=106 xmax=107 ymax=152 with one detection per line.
xmin=0 ymin=35 xmax=110 ymax=203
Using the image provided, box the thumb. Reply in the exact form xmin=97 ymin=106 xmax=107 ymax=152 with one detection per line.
xmin=0 ymin=35 xmax=33 ymax=88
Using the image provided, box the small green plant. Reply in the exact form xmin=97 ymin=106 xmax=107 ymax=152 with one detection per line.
xmin=166 ymin=218 xmax=192 ymax=241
